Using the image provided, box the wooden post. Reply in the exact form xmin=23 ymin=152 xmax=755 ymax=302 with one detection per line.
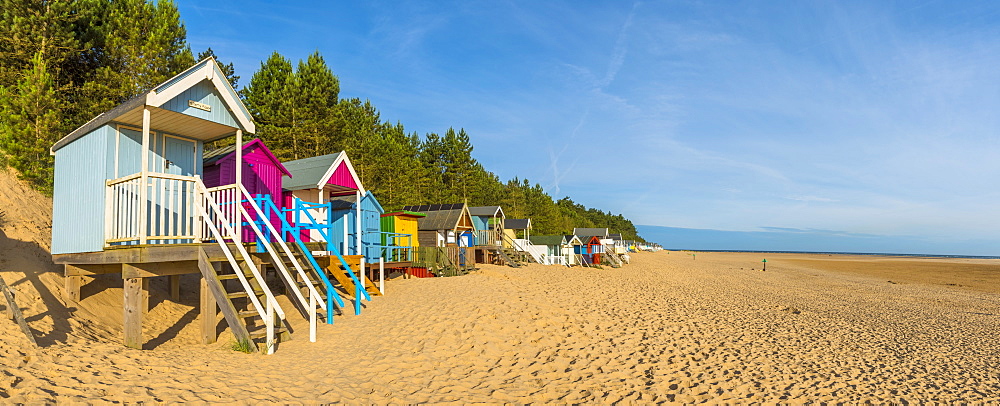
xmin=379 ymin=257 xmax=385 ymax=294
xmin=64 ymin=264 xmax=83 ymax=304
xmin=234 ymin=129 xmax=242 ymax=243
xmin=359 ymin=257 xmax=366 ymax=302
xmin=169 ymin=275 xmax=181 ymax=301
xmin=309 ymin=292 xmax=317 ymax=343
xmin=355 ymin=190 xmax=362 ymax=256
xmin=123 ymin=275 xmax=148 ymax=349
xmin=200 ymin=268 xmax=218 ymax=344
xmin=342 ymin=212 xmax=349 ymax=254
xmin=138 ymin=107 xmax=150 ymax=245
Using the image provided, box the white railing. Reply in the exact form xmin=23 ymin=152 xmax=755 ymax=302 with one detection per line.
xmin=539 ymin=254 xmax=569 ymax=266
xmin=105 ymin=173 xmax=199 ymax=245
xmin=192 ymin=179 xmax=285 ymax=354
xmin=511 ymin=238 xmax=546 ymax=264
xmin=204 ymin=184 xmax=238 ymax=241
xmin=238 ymin=185 xmax=326 ymax=343
xmin=474 ymin=229 xmax=502 ymax=247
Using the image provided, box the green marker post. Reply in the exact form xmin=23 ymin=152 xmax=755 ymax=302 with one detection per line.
xmin=762 ymin=258 xmax=767 ymax=271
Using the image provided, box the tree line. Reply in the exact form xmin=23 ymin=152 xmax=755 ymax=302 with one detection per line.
xmin=0 ymin=0 xmax=645 ymax=241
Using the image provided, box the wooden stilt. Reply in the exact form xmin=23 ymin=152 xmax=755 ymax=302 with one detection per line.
xmin=123 ymin=276 xmax=148 ymax=349
xmin=64 ymin=264 xmax=83 ymax=304
xmin=169 ymin=275 xmax=181 ymax=301
xmin=200 ymin=271 xmax=218 ymax=344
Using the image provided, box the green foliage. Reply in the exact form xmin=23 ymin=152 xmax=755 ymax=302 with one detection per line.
xmin=0 ymin=0 xmax=645 ymax=241
xmin=236 ymin=47 xmax=645 ymax=238
xmin=0 ymin=0 xmax=194 ymax=193
xmin=197 ymin=47 xmax=239 ymax=88
xmin=229 ymin=338 xmax=256 ymax=353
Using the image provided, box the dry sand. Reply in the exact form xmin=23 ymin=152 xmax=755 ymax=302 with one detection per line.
xmin=3 ymin=168 xmax=1000 ymax=403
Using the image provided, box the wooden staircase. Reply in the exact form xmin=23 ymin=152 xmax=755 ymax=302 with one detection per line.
xmin=491 ymin=247 xmax=521 ymax=268
xmin=602 ymin=245 xmax=624 ymax=268
xmin=197 ymin=248 xmax=288 ymax=352
xmin=323 ymin=255 xmax=383 ymax=298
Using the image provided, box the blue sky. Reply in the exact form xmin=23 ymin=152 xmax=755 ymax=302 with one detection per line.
xmin=178 ymin=1 xmax=1000 ymax=255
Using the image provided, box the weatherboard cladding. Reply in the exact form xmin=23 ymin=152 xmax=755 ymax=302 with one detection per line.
xmin=281 ymin=153 xmax=341 ymax=191
xmin=161 ymin=80 xmax=238 ymax=128
xmin=328 ymin=159 xmax=359 ymax=190
xmin=51 ymin=125 xmax=114 ymax=254
xmin=203 ymin=140 xmax=289 ymax=242
xmin=52 ymin=59 xmax=248 ymax=154
xmin=52 ymin=124 xmax=207 ymax=254
xmin=328 ymin=193 xmax=384 ymax=260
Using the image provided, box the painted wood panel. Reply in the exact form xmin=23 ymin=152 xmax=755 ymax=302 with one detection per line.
xmin=327 ymin=161 xmax=359 ymax=189
xmin=52 ymin=125 xmax=114 ymax=254
xmin=161 ymin=81 xmax=239 ymax=128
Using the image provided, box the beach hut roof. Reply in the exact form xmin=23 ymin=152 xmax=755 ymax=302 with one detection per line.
xmin=529 ymin=235 xmax=564 ymax=246
xmin=402 ymin=203 xmax=472 ymax=231
xmin=328 ymin=192 xmax=383 ymax=212
xmin=381 ymin=210 xmax=426 ymax=219
xmin=563 ymin=235 xmax=584 ymax=245
xmin=504 ymin=218 xmax=531 ymax=230
xmin=281 ymin=151 xmax=365 ymax=194
xmin=608 ymin=233 xmax=623 ymax=241
xmin=51 ymin=57 xmax=255 ymax=153
xmin=468 ymin=206 xmax=504 ymax=218
xmin=573 ymin=228 xmax=608 ymax=237
xmin=202 ymin=139 xmax=291 ymax=177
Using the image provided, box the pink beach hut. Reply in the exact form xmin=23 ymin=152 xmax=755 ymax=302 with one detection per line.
xmin=281 ymin=151 xmax=365 ymax=244
xmin=203 ymin=138 xmax=291 ymax=242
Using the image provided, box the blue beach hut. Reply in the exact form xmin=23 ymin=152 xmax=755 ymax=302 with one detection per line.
xmin=51 ymin=57 xmax=256 ymax=254
xmin=328 ymin=192 xmax=385 ymax=262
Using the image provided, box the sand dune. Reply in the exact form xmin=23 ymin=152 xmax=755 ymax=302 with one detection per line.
xmin=2 ymin=168 xmax=1000 ymax=402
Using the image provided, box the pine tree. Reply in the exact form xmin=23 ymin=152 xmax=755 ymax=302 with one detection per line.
xmin=196 ymin=47 xmax=239 ymax=88
xmin=88 ymin=0 xmax=194 ymax=103
xmin=242 ymin=52 xmax=294 ymax=157
xmin=292 ymin=51 xmax=339 ymax=159
xmin=0 ymin=52 xmax=63 ymax=192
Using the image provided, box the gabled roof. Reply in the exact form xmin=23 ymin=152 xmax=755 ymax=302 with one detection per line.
xmin=607 ymin=233 xmax=623 ymax=241
xmin=282 ymin=151 xmax=365 ymax=194
xmin=573 ymin=228 xmax=608 ymax=237
xmin=328 ymin=194 xmax=358 ymax=210
xmin=505 ymin=219 xmax=531 ymax=230
xmin=202 ymin=139 xmax=291 ymax=177
xmin=529 ymin=235 xmax=564 ymax=246
xmin=563 ymin=235 xmax=584 ymax=245
xmin=52 ymin=57 xmax=254 ymax=153
xmin=328 ymin=191 xmax=383 ymax=212
xmin=469 ymin=206 xmax=504 ymax=218
xmin=402 ymin=203 xmax=472 ymax=231
xmin=381 ymin=210 xmax=426 ymax=219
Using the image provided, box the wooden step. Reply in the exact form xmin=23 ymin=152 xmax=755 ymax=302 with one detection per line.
xmin=217 ymin=273 xmax=254 ymax=281
xmin=238 ymin=309 xmax=259 ymax=319
xmin=226 ymin=291 xmax=249 ymax=299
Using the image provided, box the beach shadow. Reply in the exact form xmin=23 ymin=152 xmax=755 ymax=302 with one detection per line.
xmin=0 ymin=229 xmax=75 ymax=347
xmin=145 ymin=307 xmax=199 ymax=349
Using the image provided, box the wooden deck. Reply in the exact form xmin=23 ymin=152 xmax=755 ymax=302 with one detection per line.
xmin=55 ymin=243 xmax=414 ymax=350
xmin=55 ymin=243 xmax=269 ymax=350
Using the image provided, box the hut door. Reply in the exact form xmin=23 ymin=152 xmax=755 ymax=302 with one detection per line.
xmin=163 ymin=136 xmax=195 ymax=176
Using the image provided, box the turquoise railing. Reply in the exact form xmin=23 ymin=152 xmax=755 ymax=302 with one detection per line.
xmin=250 ymin=195 xmax=343 ymax=324
xmin=282 ymin=198 xmax=372 ymax=316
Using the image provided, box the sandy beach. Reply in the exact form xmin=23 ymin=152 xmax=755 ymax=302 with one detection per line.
xmin=1 ymin=166 xmax=999 ymax=403
xmin=3 ymin=233 xmax=1000 ymax=403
